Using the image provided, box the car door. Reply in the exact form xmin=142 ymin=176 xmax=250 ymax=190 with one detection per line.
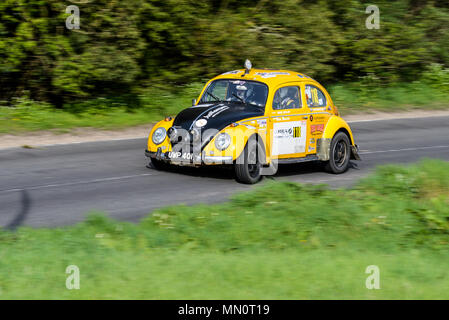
xmin=303 ymin=83 xmax=333 ymax=155
xmin=268 ymin=84 xmax=308 ymax=160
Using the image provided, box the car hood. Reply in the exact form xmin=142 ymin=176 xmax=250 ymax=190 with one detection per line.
xmin=172 ymin=102 xmax=265 ymax=132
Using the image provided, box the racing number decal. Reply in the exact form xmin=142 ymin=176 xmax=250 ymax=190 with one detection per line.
xmin=272 ymin=121 xmax=307 ymax=156
xmin=311 ymin=88 xmax=319 ymax=105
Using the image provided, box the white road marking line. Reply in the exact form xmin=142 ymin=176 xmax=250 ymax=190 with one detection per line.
xmin=0 ymin=173 xmax=152 ymax=194
xmin=359 ymin=145 xmax=449 ymax=155
xmin=1 ymin=144 xmax=448 ymax=195
xmin=348 ymin=119 xmax=397 ymax=123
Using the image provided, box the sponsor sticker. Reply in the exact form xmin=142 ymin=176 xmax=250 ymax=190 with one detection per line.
xmin=274 ymin=126 xmax=301 ymax=139
xmin=255 ymin=72 xmax=290 ymax=78
xmin=293 ymin=126 xmax=301 ymax=138
xmin=312 ymin=88 xmax=319 ymax=105
xmin=195 ymin=119 xmax=208 ymax=127
xmin=204 ymin=106 xmax=229 ymax=119
xmin=311 ymin=124 xmax=325 ymax=134
xmin=274 ymin=128 xmax=292 ymax=138
xmin=257 ymin=119 xmax=267 ymax=127
xmin=272 ymin=121 xmax=307 ymax=156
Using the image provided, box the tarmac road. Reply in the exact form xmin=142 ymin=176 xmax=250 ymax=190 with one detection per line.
xmin=0 ymin=116 xmax=448 ymax=228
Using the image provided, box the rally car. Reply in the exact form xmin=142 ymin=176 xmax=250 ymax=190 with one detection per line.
xmin=146 ymin=60 xmax=360 ymax=184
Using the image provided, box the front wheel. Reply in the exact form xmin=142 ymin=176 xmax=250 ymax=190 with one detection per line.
xmin=325 ymin=132 xmax=351 ymax=174
xmin=149 ymin=157 xmax=168 ymax=170
xmin=235 ymin=138 xmax=264 ymax=184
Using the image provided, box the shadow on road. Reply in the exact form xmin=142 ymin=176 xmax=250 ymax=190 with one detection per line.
xmin=148 ymin=160 xmax=359 ymax=181
xmin=6 ymin=189 xmax=31 ymax=231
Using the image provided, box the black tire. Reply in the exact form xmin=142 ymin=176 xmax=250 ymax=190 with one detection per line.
xmin=325 ymin=132 xmax=351 ymax=174
xmin=149 ymin=157 xmax=168 ymax=170
xmin=235 ymin=137 xmax=264 ymax=184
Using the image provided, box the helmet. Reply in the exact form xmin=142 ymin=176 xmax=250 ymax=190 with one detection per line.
xmin=279 ymin=87 xmax=289 ymax=99
xmin=235 ymin=85 xmax=248 ymax=100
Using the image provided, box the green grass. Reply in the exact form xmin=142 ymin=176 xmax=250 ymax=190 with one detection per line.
xmin=2 ymin=248 xmax=448 ymax=299
xmin=0 ymin=83 xmax=203 ymax=134
xmin=1 ymin=81 xmax=448 ymax=134
xmin=0 ymin=160 xmax=448 ymax=299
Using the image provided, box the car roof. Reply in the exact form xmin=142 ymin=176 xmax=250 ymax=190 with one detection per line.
xmin=211 ymin=68 xmax=321 ymax=88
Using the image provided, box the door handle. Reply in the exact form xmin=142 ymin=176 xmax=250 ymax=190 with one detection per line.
xmin=302 ymin=116 xmax=308 ymax=119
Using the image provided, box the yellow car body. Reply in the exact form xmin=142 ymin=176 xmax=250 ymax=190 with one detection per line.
xmin=146 ymin=64 xmax=360 ymax=183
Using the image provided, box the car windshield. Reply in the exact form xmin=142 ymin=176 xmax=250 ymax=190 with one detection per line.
xmin=199 ymin=79 xmax=268 ymax=108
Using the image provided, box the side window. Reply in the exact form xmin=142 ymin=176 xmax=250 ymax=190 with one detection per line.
xmin=305 ymin=85 xmax=327 ymax=108
xmin=272 ymin=86 xmax=301 ymax=110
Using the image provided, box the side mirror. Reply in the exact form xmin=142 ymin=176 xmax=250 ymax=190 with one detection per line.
xmin=192 ymin=99 xmax=197 ymax=106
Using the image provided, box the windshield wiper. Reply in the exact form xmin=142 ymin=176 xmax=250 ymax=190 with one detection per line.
xmin=206 ymin=91 xmax=220 ymax=102
xmin=232 ymin=93 xmax=245 ymax=103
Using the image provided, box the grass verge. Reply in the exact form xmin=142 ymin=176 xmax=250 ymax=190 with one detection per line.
xmin=1 ymin=81 xmax=448 ymax=134
xmin=329 ymin=81 xmax=449 ymax=113
xmin=0 ymin=83 xmax=203 ymax=134
xmin=0 ymin=159 xmax=448 ymax=299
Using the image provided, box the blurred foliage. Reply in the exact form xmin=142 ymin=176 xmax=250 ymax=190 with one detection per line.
xmin=0 ymin=0 xmax=448 ymax=108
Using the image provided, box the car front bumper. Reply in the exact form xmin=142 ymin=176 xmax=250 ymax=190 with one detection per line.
xmin=145 ymin=149 xmax=233 ymax=165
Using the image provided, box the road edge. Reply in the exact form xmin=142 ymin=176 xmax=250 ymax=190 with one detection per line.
xmin=1 ymin=110 xmax=449 ymax=150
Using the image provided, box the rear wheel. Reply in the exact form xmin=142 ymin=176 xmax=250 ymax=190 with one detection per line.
xmin=235 ymin=138 xmax=264 ymax=184
xmin=325 ymin=132 xmax=351 ymax=174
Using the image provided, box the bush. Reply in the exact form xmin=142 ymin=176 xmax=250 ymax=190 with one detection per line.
xmin=1 ymin=0 xmax=448 ymax=106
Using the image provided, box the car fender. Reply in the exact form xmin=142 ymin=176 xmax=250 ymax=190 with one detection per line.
xmin=147 ymin=118 xmax=175 ymax=152
xmin=317 ymin=116 xmax=359 ymax=161
xmin=203 ymin=123 xmax=268 ymax=164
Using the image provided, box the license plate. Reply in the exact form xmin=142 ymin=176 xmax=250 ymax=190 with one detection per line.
xmin=167 ymin=152 xmax=194 ymax=161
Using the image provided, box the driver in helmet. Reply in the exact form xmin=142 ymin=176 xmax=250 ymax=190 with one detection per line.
xmin=280 ymin=87 xmax=299 ymax=109
xmin=233 ymin=84 xmax=251 ymax=103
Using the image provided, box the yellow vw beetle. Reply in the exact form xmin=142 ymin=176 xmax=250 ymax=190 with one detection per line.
xmin=146 ymin=60 xmax=360 ymax=184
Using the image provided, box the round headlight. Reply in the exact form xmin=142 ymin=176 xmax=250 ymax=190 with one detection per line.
xmin=152 ymin=127 xmax=167 ymax=145
xmin=215 ymin=133 xmax=231 ymax=151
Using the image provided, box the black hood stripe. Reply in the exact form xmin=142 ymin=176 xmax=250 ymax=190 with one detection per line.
xmin=188 ymin=104 xmax=229 ymax=130
xmin=173 ymin=102 xmax=265 ymax=133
